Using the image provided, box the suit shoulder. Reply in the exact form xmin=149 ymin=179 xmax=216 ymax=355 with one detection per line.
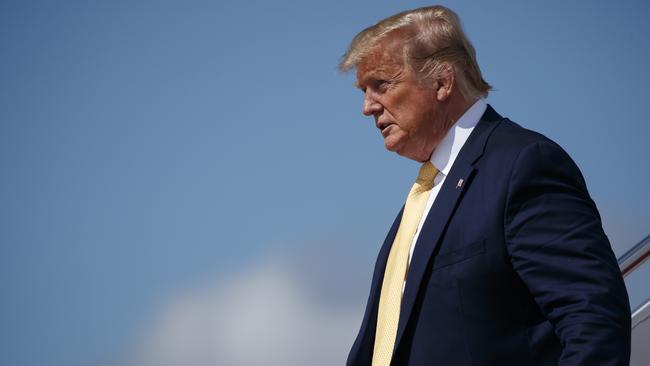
xmin=477 ymin=117 xmax=585 ymax=181
xmin=490 ymin=118 xmax=555 ymax=149
xmin=483 ymin=118 xmax=570 ymax=161
xmin=483 ymin=118 xmax=587 ymax=188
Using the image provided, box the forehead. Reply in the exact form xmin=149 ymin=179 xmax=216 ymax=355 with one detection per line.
xmin=355 ymin=33 xmax=407 ymax=86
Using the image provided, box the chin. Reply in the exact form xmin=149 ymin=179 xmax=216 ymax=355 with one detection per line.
xmin=397 ymin=148 xmax=431 ymax=162
xmin=398 ymin=152 xmax=423 ymax=162
xmin=383 ymin=137 xmax=403 ymax=153
xmin=393 ymin=148 xmax=417 ymax=161
xmin=384 ymin=142 xmax=397 ymax=152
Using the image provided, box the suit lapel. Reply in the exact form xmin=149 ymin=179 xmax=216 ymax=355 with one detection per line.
xmin=393 ymin=105 xmax=503 ymax=354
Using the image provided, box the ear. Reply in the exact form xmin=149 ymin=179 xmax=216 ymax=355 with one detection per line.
xmin=435 ymin=64 xmax=455 ymax=102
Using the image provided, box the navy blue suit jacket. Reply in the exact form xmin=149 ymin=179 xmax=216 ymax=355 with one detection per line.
xmin=347 ymin=106 xmax=631 ymax=366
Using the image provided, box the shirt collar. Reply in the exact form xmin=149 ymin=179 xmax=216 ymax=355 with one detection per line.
xmin=430 ymin=98 xmax=487 ymax=176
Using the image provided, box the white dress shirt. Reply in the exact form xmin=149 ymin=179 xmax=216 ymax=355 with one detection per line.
xmin=403 ymin=98 xmax=487 ymax=290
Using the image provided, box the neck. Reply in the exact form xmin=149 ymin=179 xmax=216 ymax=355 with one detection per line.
xmin=446 ymin=93 xmax=478 ymax=127
xmin=417 ymin=95 xmax=477 ymax=163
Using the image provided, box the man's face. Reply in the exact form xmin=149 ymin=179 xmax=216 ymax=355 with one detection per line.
xmin=355 ymin=35 xmax=446 ymax=162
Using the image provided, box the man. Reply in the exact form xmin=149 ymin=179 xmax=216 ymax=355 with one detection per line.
xmin=339 ymin=6 xmax=630 ymax=366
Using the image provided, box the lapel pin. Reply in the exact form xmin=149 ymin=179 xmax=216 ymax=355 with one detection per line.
xmin=456 ymin=178 xmax=464 ymax=189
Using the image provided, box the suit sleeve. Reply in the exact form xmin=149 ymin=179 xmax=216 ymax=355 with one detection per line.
xmin=503 ymin=140 xmax=631 ymax=366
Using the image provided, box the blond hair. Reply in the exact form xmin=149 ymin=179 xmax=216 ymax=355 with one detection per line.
xmin=339 ymin=5 xmax=491 ymax=100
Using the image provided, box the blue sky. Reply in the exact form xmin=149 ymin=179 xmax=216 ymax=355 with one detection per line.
xmin=1 ymin=1 xmax=649 ymax=365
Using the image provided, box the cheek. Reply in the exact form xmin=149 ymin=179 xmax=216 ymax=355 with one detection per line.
xmin=401 ymin=110 xmax=428 ymax=135
xmin=414 ymin=104 xmax=438 ymax=132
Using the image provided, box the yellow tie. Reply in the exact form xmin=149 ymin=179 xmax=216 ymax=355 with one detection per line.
xmin=372 ymin=161 xmax=438 ymax=366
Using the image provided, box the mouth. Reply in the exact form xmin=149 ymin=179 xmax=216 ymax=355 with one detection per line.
xmin=378 ymin=122 xmax=395 ymax=137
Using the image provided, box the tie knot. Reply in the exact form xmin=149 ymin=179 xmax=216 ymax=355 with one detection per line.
xmin=416 ymin=162 xmax=438 ymax=184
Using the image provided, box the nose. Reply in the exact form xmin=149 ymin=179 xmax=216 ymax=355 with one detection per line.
xmin=362 ymin=92 xmax=382 ymax=116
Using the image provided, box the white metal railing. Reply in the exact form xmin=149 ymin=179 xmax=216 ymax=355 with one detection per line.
xmin=632 ymin=299 xmax=650 ymax=329
xmin=618 ymin=234 xmax=650 ymax=278
xmin=620 ymin=234 xmax=650 ymax=366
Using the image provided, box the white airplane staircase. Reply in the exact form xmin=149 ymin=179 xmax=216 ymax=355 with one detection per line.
xmin=619 ymin=234 xmax=650 ymax=366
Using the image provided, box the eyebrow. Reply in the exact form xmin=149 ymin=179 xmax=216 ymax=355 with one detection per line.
xmin=355 ymin=68 xmax=403 ymax=89
xmin=355 ymin=69 xmax=389 ymax=89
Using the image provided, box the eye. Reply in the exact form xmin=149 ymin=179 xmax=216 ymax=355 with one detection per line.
xmin=375 ymin=80 xmax=390 ymax=93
